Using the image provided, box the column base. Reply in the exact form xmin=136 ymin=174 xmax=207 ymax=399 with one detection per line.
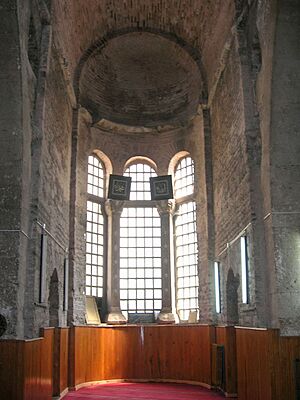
xmin=106 ymin=311 xmax=127 ymax=325
xmin=156 ymin=310 xmax=176 ymax=324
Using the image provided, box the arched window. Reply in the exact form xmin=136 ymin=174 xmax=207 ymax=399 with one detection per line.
xmin=85 ymin=155 xmax=106 ymax=297
xmin=125 ymin=162 xmax=154 ymax=200
xmin=174 ymin=156 xmax=199 ymax=321
xmin=120 ymin=162 xmax=162 ymax=319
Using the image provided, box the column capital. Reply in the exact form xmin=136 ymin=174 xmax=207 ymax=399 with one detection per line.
xmin=105 ymin=199 xmax=125 ymax=216
xmin=156 ymin=199 xmax=175 ymax=216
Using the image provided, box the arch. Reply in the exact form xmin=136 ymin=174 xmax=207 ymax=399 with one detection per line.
xmin=124 ymin=159 xmax=157 ymax=201
xmin=119 ymin=161 xmax=162 ymax=319
xmin=85 ymin=152 xmax=108 ymax=300
xmin=168 ymin=151 xmax=191 ymax=176
xmin=171 ymin=152 xmax=198 ymax=321
xmin=123 ymin=156 xmax=157 ymax=173
xmin=73 ymin=27 xmax=208 ymax=106
xmin=49 ymin=269 xmax=59 ymax=327
xmin=91 ymin=149 xmax=113 ymax=197
xmin=124 ymin=156 xmax=158 ymax=174
xmin=173 ymin=155 xmax=195 ymax=199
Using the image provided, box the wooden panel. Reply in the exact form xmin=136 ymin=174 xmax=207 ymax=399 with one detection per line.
xmin=229 ymin=327 xmax=300 ymax=400
xmin=0 ymin=340 xmax=25 ymax=399
xmin=215 ymin=326 xmax=237 ymax=395
xmin=93 ymin=325 xmax=141 ymax=380
xmin=143 ymin=325 xmax=214 ymax=384
xmin=211 ymin=344 xmax=224 ymax=387
xmin=68 ymin=325 xmax=75 ymax=389
xmin=0 ymin=329 xmax=54 ymax=400
xmin=4 ymin=324 xmax=300 ymax=399
xmin=271 ymin=334 xmax=300 ymax=400
xmin=236 ymin=328 xmax=273 ymax=400
xmin=53 ymin=327 xmax=69 ymax=396
xmin=70 ymin=324 xmax=214 ymax=387
xmin=71 ymin=325 xmax=142 ymax=386
xmin=23 ymin=328 xmax=54 ymax=400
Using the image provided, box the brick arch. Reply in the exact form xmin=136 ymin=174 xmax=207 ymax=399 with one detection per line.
xmin=123 ymin=156 xmax=158 ymax=174
xmin=74 ymin=27 xmax=208 ymax=106
xmin=168 ymin=150 xmax=192 ymax=176
xmin=90 ymin=149 xmax=113 ymax=197
xmin=91 ymin=149 xmax=113 ymax=173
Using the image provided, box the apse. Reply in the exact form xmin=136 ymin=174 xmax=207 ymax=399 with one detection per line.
xmin=79 ymin=31 xmax=203 ymax=127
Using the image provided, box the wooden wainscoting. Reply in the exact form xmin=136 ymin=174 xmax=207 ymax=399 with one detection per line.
xmin=69 ymin=324 xmax=215 ymax=388
xmin=215 ymin=326 xmax=237 ymax=397
xmin=0 ymin=328 xmax=54 ymax=400
xmin=236 ymin=327 xmax=300 ymax=400
xmin=24 ymin=328 xmax=54 ymax=399
xmin=0 ymin=339 xmax=24 ymax=399
xmin=2 ymin=324 xmax=300 ymax=399
xmin=142 ymin=324 xmax=214 ymax=384
xmin=68 ymin=325 xmax=142 ymax=386
xmin=53 ymin=327 xmax=69 ymax=397
xmin=236 ymin=327 xmax=274 ymax=400
xmin=272 ymin=333 xmax=300 ymax=400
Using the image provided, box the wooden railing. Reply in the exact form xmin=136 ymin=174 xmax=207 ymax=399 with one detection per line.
xmin=1 ymin=325 xmax=300 ymax=399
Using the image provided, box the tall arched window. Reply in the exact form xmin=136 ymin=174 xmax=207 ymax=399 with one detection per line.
xmin=85 ymin=155 xmax=106 ymax=297
xmin=120 ymin=162 xmax=162 ymax=319
xmin=174 ymin=156 xmax=199 ymax=321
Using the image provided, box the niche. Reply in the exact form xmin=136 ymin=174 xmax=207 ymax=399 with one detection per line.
xmin=49 ymin=269 xmax=59 ymax=327
xmin=28 ymin=13 xmax=40 ymax=78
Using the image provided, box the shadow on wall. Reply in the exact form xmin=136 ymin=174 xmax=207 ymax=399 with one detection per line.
xmin=49 ymin=269 xmax=59 ymax=327
xmin=226 ymin=268 xmax=239 ymax=325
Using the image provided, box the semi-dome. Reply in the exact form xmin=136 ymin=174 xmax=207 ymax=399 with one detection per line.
xmin=79 ymin=31 xmax=203 ymax=127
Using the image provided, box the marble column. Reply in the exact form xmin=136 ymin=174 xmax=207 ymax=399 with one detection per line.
xmin=105 ymin=200 xmax=126 ymax=324
xmin=156 ymin=200 xmax=176 ymax=323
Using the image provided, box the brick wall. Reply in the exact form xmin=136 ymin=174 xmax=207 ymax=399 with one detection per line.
xmin=28 ymin=48 xmax=72 ymax=335
xmin=211 ymin=39 xmax=251 ymax=255
xmin=210 ymin=37 xmax=257 ymax=326
xmin=51 ymin=0 xmax=234 ymax=94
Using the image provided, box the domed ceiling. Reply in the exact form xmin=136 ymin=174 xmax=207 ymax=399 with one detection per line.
xmin=79 ymin=32 xmax=203 ymax=127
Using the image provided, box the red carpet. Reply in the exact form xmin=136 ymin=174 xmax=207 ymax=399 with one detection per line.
xmin=64 ymin=382 xmax=224 ymax=399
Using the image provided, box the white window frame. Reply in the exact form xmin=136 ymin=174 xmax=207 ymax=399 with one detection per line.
xmin=120 ymin=161 xmax=162 ymax=319
xmin=85 ymin=154 xmax=107 ymax=298
xmin=173 ymin=156 xmax=199 ymax=322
